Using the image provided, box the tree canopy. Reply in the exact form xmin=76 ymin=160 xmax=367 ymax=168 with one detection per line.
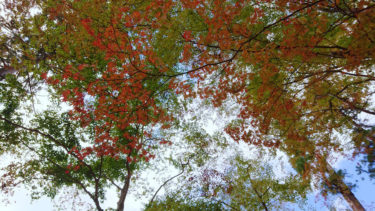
xmin=1 ymin=0 xmax=375 ymax=210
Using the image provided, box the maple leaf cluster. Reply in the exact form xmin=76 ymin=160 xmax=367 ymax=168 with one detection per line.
xmin=39 ymin=0 xmax=375 ymax=175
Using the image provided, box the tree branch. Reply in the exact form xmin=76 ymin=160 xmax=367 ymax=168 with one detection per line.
xmin=148 ymin=159 xmax=191 ymax=205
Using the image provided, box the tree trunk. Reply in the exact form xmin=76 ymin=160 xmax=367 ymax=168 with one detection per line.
xmin=117 ymin=166 xmax=132 ymax=211
xmin=325 ymin=163 xmax=365 ymax=211
xmin=93 ymin=198 xmax=104 ymax=211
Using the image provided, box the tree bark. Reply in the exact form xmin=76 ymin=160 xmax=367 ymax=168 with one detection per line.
xmin=324 ymin=163 xmax=365 ymax=211
xmin=117 ymin=164 xmax=132 ymax=211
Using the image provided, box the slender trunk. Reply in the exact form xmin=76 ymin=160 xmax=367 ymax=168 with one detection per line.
xmin=117 ymin=165 xmax=132 ymax=211
xmin=325 ymin=163 xmax=365 ymax=211
xmin=93 ymin=198 xmax=104 ymax=211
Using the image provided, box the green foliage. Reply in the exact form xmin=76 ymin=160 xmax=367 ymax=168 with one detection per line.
xmin=353 ymin=127 xmax=375 ymax=180
xmin=219 ymin=156 xmax=309 ymax=210
xmin=146 ymin=196 xmax=223 ymax=211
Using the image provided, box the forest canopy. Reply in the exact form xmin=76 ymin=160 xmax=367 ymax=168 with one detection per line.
xmin=1 ymin=0 xmax=375 ymax=210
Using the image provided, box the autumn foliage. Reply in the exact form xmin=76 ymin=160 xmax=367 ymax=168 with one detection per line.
xmin=49 ymin=0 xmax=375 ymax=199
xmin=51 ymin=0 xmax=375 ymax=163
xmin=1 ymin=0 xmax=375 ymax=210
xmin=43 ymin=0 xmax=180 ymax=164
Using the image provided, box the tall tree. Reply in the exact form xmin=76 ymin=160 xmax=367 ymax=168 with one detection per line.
xmin=1 ymin=0 xmax=375 ymax=210
xmin=1 ymin=0 xmax=177 ymax=210
xmin=147 ymin=1 xmax=375 ymax=209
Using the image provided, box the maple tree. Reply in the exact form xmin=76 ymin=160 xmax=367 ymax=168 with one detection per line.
xmin=1 ymin=0 xmax=178 ymax=210
xmin=1 ymin=0 xmax=375 ymax=210
xmin=146 ymin=1 xmax=374 ymax=210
